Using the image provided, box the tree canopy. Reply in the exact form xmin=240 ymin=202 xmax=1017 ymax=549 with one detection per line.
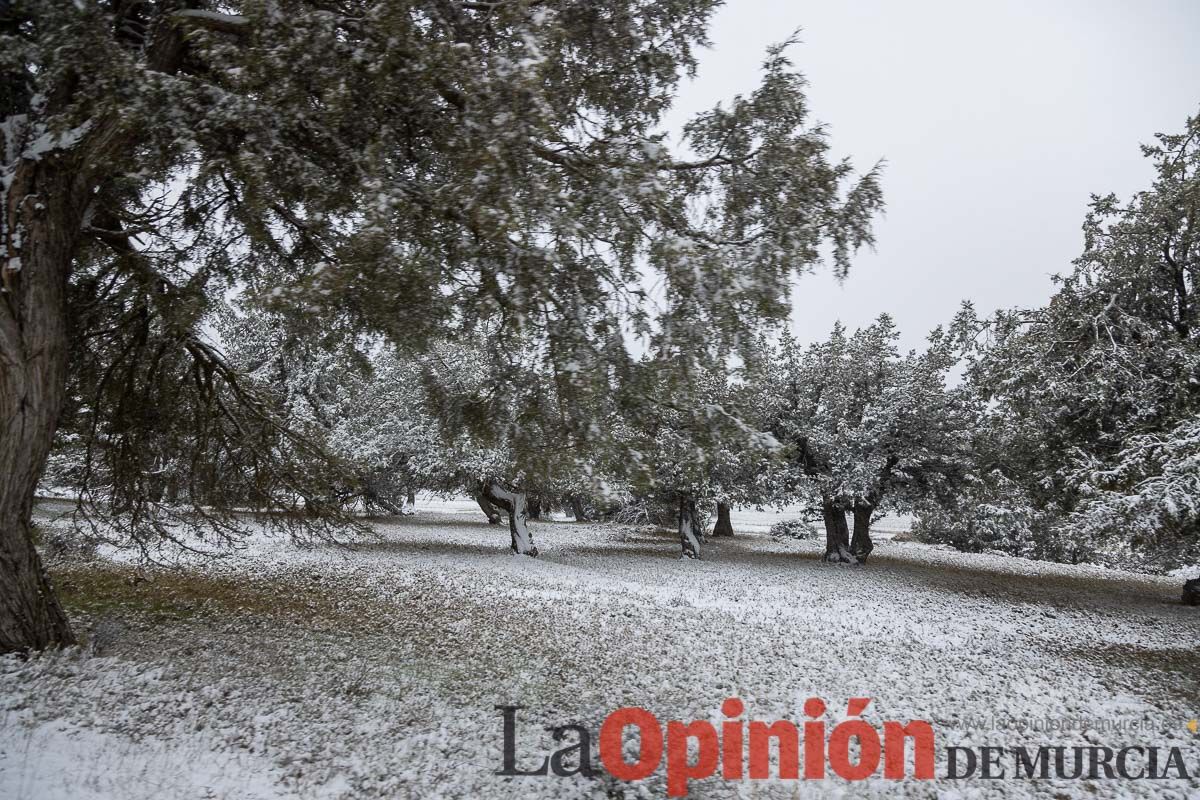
xmin=917 ymin=112 xmax=1200 ymax=570
xmin=0 ymin=1 xmax=883 ymax=651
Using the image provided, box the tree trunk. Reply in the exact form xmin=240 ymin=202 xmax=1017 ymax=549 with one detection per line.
xmin=0 ymin=176 xmax=78 ymax=653
xmin=679 ymin=495 xmax=701 ymax=559
xmin=712 ymin=501 xmax=734 ymax=537
xmin=474 ymin=491 xmax=503 ymax=525
xmin=850 ymin=502 xmax=875 ymax=563
xmin=570 ymin=495 xmax=587 ymax=522
xmin=484 ymin=483 xmax=538 ymax=556
xmin=1183 ymin=578 xmax=1200 ymax=607
xmin=821 ymin=498 xmax=856 ymax=564
xmin=165 ymin=475 xmax=181 ymax=505
xmin=527 ymin=494 xmax=542 ymax=520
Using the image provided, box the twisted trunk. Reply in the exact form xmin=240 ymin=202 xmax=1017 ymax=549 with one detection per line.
xmin=0 ymin=176 xmax=78 ymax=653
xmin=679 ymin=495 xmax=701 ymax=559
xmin=850 ymin=502 xmax=875 ymax=563
xmin=484 ymin=483 xmax=538 ymax=556
xmin=821 ymin=498 xmax=856 ymax=564
xmin=712 ymin=501 xmax=734 ymax=537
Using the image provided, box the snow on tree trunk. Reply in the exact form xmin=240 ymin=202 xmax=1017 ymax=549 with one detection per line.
xmin=0 ymin=178 xmax=77 ymax=653
xmin=570 ymin=495 xmax=587 ymax=522
xmin=712 ymin=501 xmax=734 ymax=537
xmin=679 ymin=495 xmax=702 ymax=559
xmin=484 ymin=483 xmax=538 ymax=556
xmin=821 ymin=498 xmax=857 ymax=564
xmin=850 ymin=502 xmax=875 ymax=563
xmin=474 ymin=492 xmax=503 ymax=525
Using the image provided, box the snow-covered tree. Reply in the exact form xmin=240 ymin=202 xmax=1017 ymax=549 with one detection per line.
xmin=215 ymin=312 xmax=435 ymax=515
xmin=924 ymin=112 xmax=1200 ymax=593
xmin=616 ymin=353 xmax=779 ymax=558
xmin=0 ymin=2 xmax=881 ymax=652
xmin=757 ymin=317 xmax=972 ymax=562
xmin=1066 ymin=416 xmax=1200 ymax=571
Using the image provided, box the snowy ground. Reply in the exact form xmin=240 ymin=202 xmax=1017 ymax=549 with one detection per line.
xmin=3 ymin=503 xmax=1198 ymax=799
xmin=405 ymin=494 xmax=913 ymax=536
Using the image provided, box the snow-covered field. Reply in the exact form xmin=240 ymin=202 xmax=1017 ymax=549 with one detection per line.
xmin=3 ymin=505 xmax=1198 ymax=799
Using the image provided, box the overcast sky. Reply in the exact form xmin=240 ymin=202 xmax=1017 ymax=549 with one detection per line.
xmin=665 ymin=0 xmax=1200 ymax=352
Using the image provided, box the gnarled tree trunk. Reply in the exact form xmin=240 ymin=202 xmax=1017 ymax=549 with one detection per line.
xmin=712 ymin=501 xmax=734 ymax=537
xmin=484 ymin=483 xmax=538 ymax=556
xmin=821 ymin=498 xmax=856 ymax=564
xmin=679 ymin=495 xmax=701 ymax=559
xmin=0 ymin=175 xmax=78 ymax=653
xmin=850 ymin=502 xmax=875 ymax=563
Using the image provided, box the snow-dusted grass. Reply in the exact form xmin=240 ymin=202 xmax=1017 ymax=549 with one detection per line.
xmin=3 ymin=508 xmax=1198 ymax=799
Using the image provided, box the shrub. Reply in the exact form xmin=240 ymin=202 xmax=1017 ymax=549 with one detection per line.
xmin=769 ymin=518 xmax=815 ymax=539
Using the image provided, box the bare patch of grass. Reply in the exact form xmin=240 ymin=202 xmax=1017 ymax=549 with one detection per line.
xmin=49 ymin=562 xmax=376 ymax=631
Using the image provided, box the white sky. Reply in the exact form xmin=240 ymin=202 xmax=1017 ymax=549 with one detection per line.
xmin=666 ymin=0 xmax=1200 ymax=351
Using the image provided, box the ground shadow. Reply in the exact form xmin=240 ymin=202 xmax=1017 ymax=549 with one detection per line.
xmin=678 ymin=533 xmax=1189 ymax=617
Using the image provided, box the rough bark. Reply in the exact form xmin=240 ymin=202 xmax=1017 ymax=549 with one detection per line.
xmin=0 ymin=174 xmax=78 ymax=653
xmin=679 ymin=495 xmax=701 ymax=559
xmin=569 ymin=495 xmax=587 ymax=522
xmin=712 ymin=501 xmax=734 ymax=537
xmin=821 ymin=498 xmax=856 ymax=564
xmin=850 ymin=502 xmax=875 ymax=564
xmin=484 ymin=483 xmax=538 ymax=556
xmin=474 ymin=492 xmax=503 ymax=525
